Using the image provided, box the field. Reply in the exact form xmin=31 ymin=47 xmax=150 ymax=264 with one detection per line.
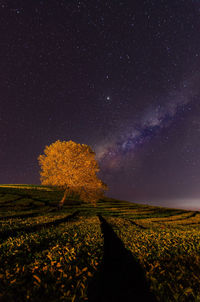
xmin=0 ymin=185 xmax=200 ymax=302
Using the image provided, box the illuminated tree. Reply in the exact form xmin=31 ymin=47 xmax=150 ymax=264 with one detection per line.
xmin=38 ymin=140 xmax=108 ymax=208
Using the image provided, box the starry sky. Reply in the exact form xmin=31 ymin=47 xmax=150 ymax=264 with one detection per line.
xmin=1 ymin=0 xmax=200 ymax=209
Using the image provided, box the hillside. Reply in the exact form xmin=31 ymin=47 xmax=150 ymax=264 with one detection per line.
xmin=0 ymin=185 xmax=200 ymax=301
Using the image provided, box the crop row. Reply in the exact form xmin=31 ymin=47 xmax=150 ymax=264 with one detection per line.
xmin=132 ymin=212 xmax=200 ymax=229
xmin=106 ymin=216 xmax=200 ymax=302
xmin=0 ymin=216 xmax=103 ymax=301
xmin=0 ymin=211 xmax=75 ymax=234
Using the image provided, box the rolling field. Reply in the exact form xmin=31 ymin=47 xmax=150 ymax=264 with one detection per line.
xmin=0 ymin=185 xmax=200 ymax=301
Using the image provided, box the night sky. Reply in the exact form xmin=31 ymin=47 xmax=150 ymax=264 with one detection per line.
xmin=1 ymin=1 xmax=200 ymax=209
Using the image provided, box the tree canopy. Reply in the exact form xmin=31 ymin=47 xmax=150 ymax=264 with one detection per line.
xmin=38 ymin=140 xmax=107 ymax=207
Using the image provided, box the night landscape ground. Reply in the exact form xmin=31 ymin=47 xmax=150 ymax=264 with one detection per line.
xmin=0 ymin=185 xmax=200 ymax=302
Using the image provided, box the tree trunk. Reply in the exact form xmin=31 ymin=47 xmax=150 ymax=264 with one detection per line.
xmin=58 ymin=188 xmax=68 ymax=209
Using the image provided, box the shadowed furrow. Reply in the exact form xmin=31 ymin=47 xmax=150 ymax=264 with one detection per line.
xmin=127 ymin=219 xmax=148 ymax=229
xmin=0 ymin=211 xmax=79 ymax=241
xmin=152 ymin=211 xmax=199 ymax=223
xmin=0 ymin=208 xmax=56 ymax=220
xmin=88 ymin=215 xmax=156 ymax=302
xmin=0 ymin=196 xmax=28 ymax=207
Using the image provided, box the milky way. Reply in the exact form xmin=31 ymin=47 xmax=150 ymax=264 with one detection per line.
xmin=96 ymin=77 xmax=199 ymax=171
xmin=1 ymin=1 xmax=200 ymax=208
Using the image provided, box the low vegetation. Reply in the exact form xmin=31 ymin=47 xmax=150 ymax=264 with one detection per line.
xmin=0 ymin=185 xmax=200 ymax=301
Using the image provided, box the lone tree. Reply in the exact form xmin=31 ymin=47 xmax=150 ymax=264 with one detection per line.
xmin=38 ymin=140 xmax=108 ymax=208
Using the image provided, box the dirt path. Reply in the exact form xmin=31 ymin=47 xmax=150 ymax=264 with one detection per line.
xmin=88 ymin=215 xmax=156 ymax=302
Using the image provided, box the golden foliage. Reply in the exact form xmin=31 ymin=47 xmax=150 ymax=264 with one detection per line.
xmin=38 ymin=140 xmax=107 ymax=205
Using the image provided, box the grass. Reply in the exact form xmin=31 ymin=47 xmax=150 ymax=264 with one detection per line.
xmin=0 ymin=185 xmax=200 ymax=301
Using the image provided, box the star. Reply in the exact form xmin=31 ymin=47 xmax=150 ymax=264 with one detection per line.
xmin=1 ymin=0 xmax=200 ymax=209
